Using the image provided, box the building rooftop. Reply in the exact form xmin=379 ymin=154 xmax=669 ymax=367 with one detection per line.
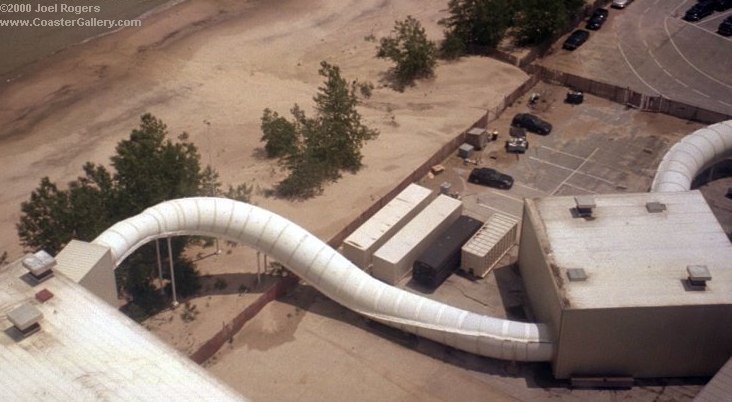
xmin=0 ymin=255 xmax=244 ymax=401
xmin=529 ymin=190 xmax=732 ymax=310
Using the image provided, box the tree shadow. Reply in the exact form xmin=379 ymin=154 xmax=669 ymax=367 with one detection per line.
xmin=276 ymin=282 xmax=552 ymax=386
xmin=198 ymin=272 xmax=285 ymax=296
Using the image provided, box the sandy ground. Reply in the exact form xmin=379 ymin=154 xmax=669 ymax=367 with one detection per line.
xmin=0 ymin=0 xmax=530 ymax=393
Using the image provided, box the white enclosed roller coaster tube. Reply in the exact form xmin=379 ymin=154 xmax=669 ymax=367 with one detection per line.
xmin=652 ymin=120 xmax=732 ymax=192
xmin=93 ymin=197 xmax=554 ymax=362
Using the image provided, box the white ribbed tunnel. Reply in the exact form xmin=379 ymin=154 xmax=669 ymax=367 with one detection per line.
xmin=652 ymin=120 xmax=732 ymax=192
xmin=93 ymin=197 xmax=553 ymax=362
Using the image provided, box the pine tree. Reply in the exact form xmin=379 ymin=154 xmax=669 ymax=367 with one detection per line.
xmin=377 ymin=16 xmax=437 ymax=88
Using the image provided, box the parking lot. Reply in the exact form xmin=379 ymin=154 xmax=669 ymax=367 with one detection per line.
xmin=541 ymin=0 xmax=732 ymax=115
xmin=419 ymin=82 xmax=701 ymax=224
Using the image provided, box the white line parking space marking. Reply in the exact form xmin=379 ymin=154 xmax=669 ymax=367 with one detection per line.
xmin=486 ymin=189 xmax=524 ymax=204
xmin=551 ymin=148 xmax=600 ymax=195
xmin=563 ymin=182 xmax=598 ymax=194
xmin=720 ymin=100 xmax=732 ymax=107
xmin=617 ymin=41 xmax=664 ymax=96
xmin=692 ymin=88 xmax=711 ymax=98
xmin=528 ymin=156 xmax=615 ymax=185
xmin=674 ymin=78 xmax=689 ymax=88
xmin=515 ymin=182 xmax=546 ymax=194
xmin=476 ymin=203 xmax=520 ymax=220
xmin=539 ymin=145 xmax=589 ymax=161
xmin=664 ymin=17 xmax=732 ymax=89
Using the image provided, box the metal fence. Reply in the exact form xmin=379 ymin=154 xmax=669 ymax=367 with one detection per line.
xmin=528 ymin=64 xmax=731 ymax=124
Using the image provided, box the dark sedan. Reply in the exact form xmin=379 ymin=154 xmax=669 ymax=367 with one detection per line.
xmin=511 ymin=113 xmax=553 ymax=135
xmin=468 ymin=168 xmax=514 ymax=190
xmin=683 ymin=1 xmax=715 ymax=21
xmin=586 ymin=8 xmax=609 ymax=30
xmin=719 ymin=16 xmax=732 ymax=36
xmin=562 ymin=29 xmax=590 ymax=50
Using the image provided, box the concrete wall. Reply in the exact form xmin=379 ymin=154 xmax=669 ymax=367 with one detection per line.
xmin=372 ymin=195 xmax=462 ymax=285
xmin=517 ymin=201 xmax=563 ymax=348
xmin=556 ymin=305 xmax=732 ymax=379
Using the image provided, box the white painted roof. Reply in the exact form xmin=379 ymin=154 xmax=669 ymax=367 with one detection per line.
xmin=343 ymin=184 xmax=432 ymax=251
xmin=0 ymin=257 xmax=245 ymax=401
xmin=531 ymin=191 xmax=732 ymax=309
xmin=373 ymin=195 xmax=463 ymax=264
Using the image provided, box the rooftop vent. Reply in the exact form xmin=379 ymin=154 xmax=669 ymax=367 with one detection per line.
xmin=566 ymin=268 xmax=587 ymax=282
xmin=7 ymin=303 xmax=43 ymax=338
xmin=686 ymin=265 xmax=711 ymax=289
xmin=574 ymin=196 xmax=596 ymax=218
xmin=22 ymin=250 xmax=56 ymax=283
xmin=646 ymin=201 xmax=667 ymax=213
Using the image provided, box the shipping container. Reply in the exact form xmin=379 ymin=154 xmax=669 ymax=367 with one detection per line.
xmin=460 ymin=213 xmax=519 ymax=278
xmin=412 ymin=215 xmax=484 ymax=289
xmin=372 ymin=195 xmax=463 ymax=285
xmin=342 ymin=184 xmax=433 ymax=270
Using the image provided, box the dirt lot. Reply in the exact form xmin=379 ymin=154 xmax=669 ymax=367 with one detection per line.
xmin=206 ymin=83 xmax=708 ymax=401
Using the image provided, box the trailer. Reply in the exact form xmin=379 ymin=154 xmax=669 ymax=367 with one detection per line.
xmin=460 ymin=213 xmax=519 ymax=278
xmin=342 ymin=184 xmax=433 ymax=271
xmin=371 ymin=195 xmax=462 ymax=285
xmin=412 ymin=215 xmax=484 ymax=289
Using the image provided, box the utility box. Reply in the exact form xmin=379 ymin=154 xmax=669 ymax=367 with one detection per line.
xmin=458 ymin=143 xmax=474 ymax=159
xmin=461 ymin=213 xmax=519 ymax=278
xmin=342 ymin=184 xmax=433 ymax=271
xmin=372 ymin=195 xmax=463 ymax=285
xmin=466 ymin=127 xmax=489 ymax=150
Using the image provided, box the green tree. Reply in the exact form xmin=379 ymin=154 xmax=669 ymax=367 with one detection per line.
xmin=439 ymin=0 xmax=514 ymax=58
xmin=261 ymin=61 xmax=378 ymax=199
xmin=260 ymin=108 xmax=299 ymax=158
xmin=377 ymin=16 xmax=437 ymax=88
xmin=513 ymin=0 xmax=572 ymax=46
xmin=17 ymin=114 xmax=254 ymax=319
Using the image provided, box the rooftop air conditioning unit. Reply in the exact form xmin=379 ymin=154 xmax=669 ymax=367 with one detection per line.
xmin=7 ymin=303 xmax=43 ymax=338
xmin=22 ymin=250 xmax=56 ymax=283
xmin=574 ymin=196 xmax=596 ymax=218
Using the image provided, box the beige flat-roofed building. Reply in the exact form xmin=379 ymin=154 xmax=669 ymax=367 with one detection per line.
xmin=519 ymin=190 xmax=732 ymax=379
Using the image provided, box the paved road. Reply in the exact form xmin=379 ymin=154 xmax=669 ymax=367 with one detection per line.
xmin=543 ymin=0 xmax=732 ymax=115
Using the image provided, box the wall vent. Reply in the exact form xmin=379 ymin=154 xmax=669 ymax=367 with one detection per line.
xmin=22 ymin=250 xmax=56 ymax=283
xmin=686 ymin=265 xmax=711 ymax=289
xmin=574 ymin=196 xmax=596 ymax=218
xmin=646 ymin=201 xmax=667 ymax=213
xmin=7 ymin=303 xmax=43 ymax=338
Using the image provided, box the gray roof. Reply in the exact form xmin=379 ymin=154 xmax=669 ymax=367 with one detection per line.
xmin=530 ymin=190 xmax=732 ymax=309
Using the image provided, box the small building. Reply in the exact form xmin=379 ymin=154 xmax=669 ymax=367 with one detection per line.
xmin=461 ymin=213 xmax=519 ymax=278
xmin=341 ymin=184 xmax=433 ymax=271
xmin=372 ymin=195 xmax=462 ymax=285
xmin=518 ymin=190 xmax=732 ymax=380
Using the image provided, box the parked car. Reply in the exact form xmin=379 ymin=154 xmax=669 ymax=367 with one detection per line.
xmin=468 ymin=168 xmax=514 ymax=190
xmin=563 ymin=29 xmax=590 ymax=50
xmin=683 ymin=1 xmax=715 ymax=21
xmin=505 ymin=137 xmax=529 ymax=154
xmin=511 ymin=113 xmax=553 ymax=135
xmin=611 ymin=0 xmax=633 ymax=9
xmin=719 ymin=16 xmax=732 ymax=36
xmin=586 ymin=8 xmax=609 ymax=30
xmin=713 ymin=0 xmax=732 ymax=12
